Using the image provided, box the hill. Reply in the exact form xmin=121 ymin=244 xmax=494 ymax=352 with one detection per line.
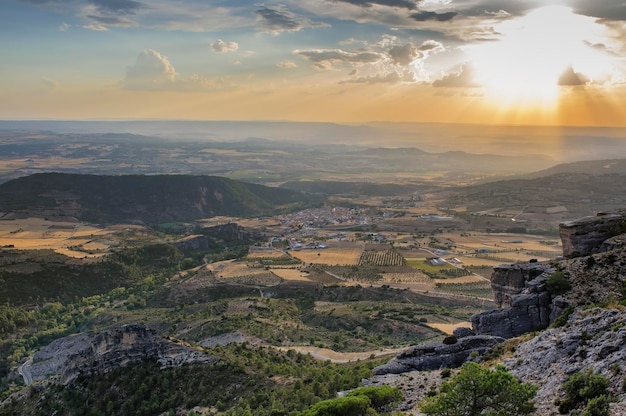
xmin=524 ymin=159 xmax=626 ymax=178
xmin=444 ymin=172 xmax=626 ymax=219
xmin=279 ymin=180 xmax=432 ymax=196
xmin=0 ymin=173 xmax=322 ymax=224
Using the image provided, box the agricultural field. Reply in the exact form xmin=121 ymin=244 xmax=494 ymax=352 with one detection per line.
xmin=288 ymin=241 xmax=363 ymax=265
xmin=358 ymin=249 xmax=405 ymax=266
xmin=0 ymin=217 xmax=113 ymax=258
xmin=439 ymin=232 xmax=562 ymax=261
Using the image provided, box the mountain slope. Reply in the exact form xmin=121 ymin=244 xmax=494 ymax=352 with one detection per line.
xmin=524 ymin=159 xmax=626 ymax=178
xmin=0 ymin=173 xmax=322 ymax=223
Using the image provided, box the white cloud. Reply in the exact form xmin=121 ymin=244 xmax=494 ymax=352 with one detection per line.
xmin=295 ymin=48 xmax=385 ymax=69
xmin=277 ymin=61 xmax=298 ymax=68
xmin=122 ymin=49 xmax=234 ymax=91
xmin=58 ymin=23 xmax=70 ymax=31
xmin=211 ymin=39 xmax=239 ymax=53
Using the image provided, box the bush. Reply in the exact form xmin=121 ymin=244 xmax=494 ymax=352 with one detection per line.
xmin=420 ymin=362 xmax=537 ymax=416
xmin=442 ymin=335 xmax=457 ymax=345
xmin=581 ymin=395 xmax=610 ymax=416
xmin=546 ymin=272 xmax=571 ymax=296
xmin=303 ymin=395 xmax=371 ymax=416
xmin=557 ymin=369 xmax=610 ymax=414
xmin=551 ymin=306 xmax=575 ymax=328
xmin=346 ymin=386 xmax=403 ymax=411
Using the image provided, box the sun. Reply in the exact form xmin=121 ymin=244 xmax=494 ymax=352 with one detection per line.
xmin=467 ymin=6 xmax=616 ymax=108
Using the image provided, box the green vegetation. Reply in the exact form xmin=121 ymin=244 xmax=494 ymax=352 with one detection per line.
xmin=420 ymin=362 xmax=537 ymax=416
xmin=0 ymin=173 xmax=323 ymax=223
xmin=545 ymin=272 xmax=572 ymax=296
xmin=303 ymin=385 xmax=403 ymax=416
xmin=358 ymin=250 xmax=405 ymax=267
xmin=1 ymin=345 xmax=379 ymax=416
xmin=556 ymin=369 xmax=611 ymax=415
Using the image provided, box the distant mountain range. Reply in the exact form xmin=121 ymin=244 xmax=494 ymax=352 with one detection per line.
xmin=523 ymin=159 xmax=626 ymax=178
xmin=0 ymin=173 xmax=322 ymax=224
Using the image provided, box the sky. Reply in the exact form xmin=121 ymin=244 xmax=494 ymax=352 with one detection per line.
xmin=1 ymin=0 xmax=626 ymax=126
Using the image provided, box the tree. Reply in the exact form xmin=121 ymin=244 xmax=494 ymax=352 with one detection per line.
xmin=420 ymin=362 xmax=537 ymax=416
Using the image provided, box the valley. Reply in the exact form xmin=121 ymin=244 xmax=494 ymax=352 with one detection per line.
xmin=0 ymin=125 xmax=624 ymax=415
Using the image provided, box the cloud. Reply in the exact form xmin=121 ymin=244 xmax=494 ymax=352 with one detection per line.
xmin=276 ymin=61 xmax=298 ymax=68
xmin=327 ymin=0 xmax=418 ymax=10
xmin=340 ymin=69 xmax=415 ymax=84
xmin=432 ymin=64 xmax=479 ymax=87
xmin=295 ymin=48 xmax=385 ymax=69
xmin=83 ymin=23 xmax=108 ymax=31
xmin=59 ymin=22 xmax=70 ymax=31
xmin=570 ymin=0 xmax=626 ymax=21
xmin=256 ymin=6 xmax=328 ymax=34
xmin=211 ymin=39 xmax=238 ymax=53
xmin=122 ymin=49 xmax=234 ymax=91
xmin=410 ymin=11 xmax=458 ymax=22
xmin=558 ymin=66 xmax=589 ymax=86
xmin=388 ymin=40 xmax=444 ymax=65
xmin=41 ymin=77 xmax=59 ymax=92
xmin=90 ymin=0 xmax=144 ymax=15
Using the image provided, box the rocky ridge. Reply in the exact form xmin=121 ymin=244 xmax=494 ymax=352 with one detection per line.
xmin=372 ymin=210 xmax=626 ymax=415
xmin=22 ymin=323 xmax=213 ymax=385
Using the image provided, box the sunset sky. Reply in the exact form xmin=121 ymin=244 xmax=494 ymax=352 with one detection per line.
xmin=2 ymin=0 xmax=626 ymax=126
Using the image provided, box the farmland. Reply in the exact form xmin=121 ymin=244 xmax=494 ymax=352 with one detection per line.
xmin=287 ymin=241 xmax=363 ymax=265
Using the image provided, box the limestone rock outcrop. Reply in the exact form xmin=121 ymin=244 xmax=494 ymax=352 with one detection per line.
xmin=559 ymin=210 xmax=626 ymax=257
xmin=471 ymin=262 xmax=560 ymax=338
xmin=505 ymin=308 xmax=626 ymax=415
xmin=372 ymin=335 xmax=505 ymax=375
xmin=26 ymin=324 xmax=213 ymax=385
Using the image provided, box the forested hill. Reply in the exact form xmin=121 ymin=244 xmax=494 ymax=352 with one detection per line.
xmin=0 ymin=173 xmax=322 ymax=223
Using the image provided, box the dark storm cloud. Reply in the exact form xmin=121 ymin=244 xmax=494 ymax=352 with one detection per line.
xmin=410 ymin=11 xmax=457 ymax=22
xmin=328 ymin=0 xmax=419 ymax=10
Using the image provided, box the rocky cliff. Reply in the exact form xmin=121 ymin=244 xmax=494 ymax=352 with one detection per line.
xmin=506 ymin=308 xmax=626 ymax=415
xmin=370 ymin=211 xmax=626 ymax=414
xmin=559 ymin=210 xmax=626 ymax=257
xmin=24 ymin=324 xmax=213 ymax=385
xmin=472 ymin=209 xmax=626 ymax=338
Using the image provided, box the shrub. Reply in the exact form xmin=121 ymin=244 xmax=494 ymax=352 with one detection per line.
xmin=557 ymin=369 xmax=610 ymax=414
xmin=581 ymin=394 xmax=610 ymax=416
xmin=303 ymin=395 xmax=371 ymax=416
xmin=346 ymin=386 xmax=403 ymax=411
xmin=551 ymin=306 xmax=574 ymax=328
xmin=442 ymin=335 xmax=457 ymax=345
xmin=420 ymin=362 xmax=537 ymax=416
xmin=546 ymin=272 xmax=571 ymax=296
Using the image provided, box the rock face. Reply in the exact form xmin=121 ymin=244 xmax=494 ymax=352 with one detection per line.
xmin=490 ymin=263 xmax=553 ymax=309
xmin=471 ymin=263 xmax=560 ymax=338
xmin=559 ymin=211 xmax=626 ymax=257
xmin=27 ymin=324 xmax=213 ymax=385
xmin=505 ymin=308 xmax=626 ymax=416
xmin=372 ymin=335 xmax=505 ymax=375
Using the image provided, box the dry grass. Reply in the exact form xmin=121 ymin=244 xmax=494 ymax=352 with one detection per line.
xmin=426 ymin=322 xmax=472 ymax=335
xmin=381 ymin=272 xmax=431 ymax=284
xmin=433 ymin=275 xmax=488 ymax=284
xmin=288 ymin=242 xmax=363 ymax=266
xmin=270 ymin=268 xmax=312 ymax=281
xmin=0 ymin=218 xmax=113 ymax=258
